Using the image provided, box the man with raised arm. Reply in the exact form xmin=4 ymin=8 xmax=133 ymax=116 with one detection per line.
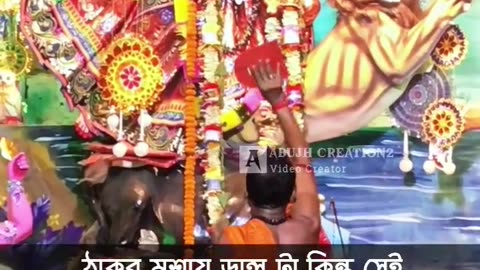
xmin=218 ymin=61 xmax=320 ymax=245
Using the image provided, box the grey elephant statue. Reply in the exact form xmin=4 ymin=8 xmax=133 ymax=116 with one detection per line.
xmin=81 ymin=162 xmax=208 ymax=251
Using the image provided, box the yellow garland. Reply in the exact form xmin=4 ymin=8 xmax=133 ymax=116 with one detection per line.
xmin=281 ymin=2 xmax=305 ymax=131
xmin=184 ymin=0 xmax=198 ymax=250
xmin=259 ymin=0 xmax=282 ymax=148
xmin=264 ymin=0 xmax=281 ymax=41
xmin=201 ymin=0 xmax=225 ymax=226
xmin=202 ymin=0 xmax=223 ymax=183
xmin=197 ymin=0 xmax=307 ymax=228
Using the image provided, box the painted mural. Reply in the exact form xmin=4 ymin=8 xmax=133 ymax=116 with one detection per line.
xmin=313 ymin=0 xmax=480 ymax=244
xmin=0 ymin=0 xmax=478 ymax=266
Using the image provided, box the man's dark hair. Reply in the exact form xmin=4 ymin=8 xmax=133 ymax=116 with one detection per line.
xmin=246 ymin=148 xmax=296 ymax=209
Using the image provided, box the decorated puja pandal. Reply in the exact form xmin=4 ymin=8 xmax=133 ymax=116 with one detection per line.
xmin=390 ymin=23 xmax=469 ymax=175
xmin=0 ymin=0 xmax=31 ymax=125
xmin=19 ymin=0 xmax=194 ymax=246
xmin=11 ymin=0 xmax=479 ymax=256
xmin=18 ymin=0 xmax=319 ymax=248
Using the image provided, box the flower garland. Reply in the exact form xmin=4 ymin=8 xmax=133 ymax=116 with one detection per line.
xmin=199 ymin=0 xmax=225 ymax=226
xmin=261 ymin=0 xmax=305 ymax=145
xmin=256 ymin=102 xmax=281 ymax=148
xmin=264 ymin=0 xmax=281 ymax=42
xmin=281 ymin=0 xmax=305 ymax=131
xmin=259 ymin=0 xmax=282 ymax=148
xmin=198 ymin=0 xmax=308 ymax=227
xmin=183 ymin=0 xmax=198 ymax=249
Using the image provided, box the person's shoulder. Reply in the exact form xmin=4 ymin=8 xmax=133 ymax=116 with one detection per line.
xmin=287 ymin=216 xmax=318 ymax=230
xmin=279 ymin=219 xmax=318 ymax=244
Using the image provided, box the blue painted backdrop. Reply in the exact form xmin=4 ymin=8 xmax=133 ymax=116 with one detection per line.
xmin=316 ymin=130 xmax=480 ymax=244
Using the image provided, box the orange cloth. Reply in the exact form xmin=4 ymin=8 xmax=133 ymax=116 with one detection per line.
xmin=222 ymin=219 xmax=277 ymax=269
xmin=224 ymin=204 xmax=330 ymax=245
xmin=224 ymin=203 xmax=295 ymax=244
xmin=224 ymin=204 xmax=331 ymax=248
xmin=222 ymin=207 xmax=332 ymax=265
xmin=223 ymin=219 xmax=276 ymax=245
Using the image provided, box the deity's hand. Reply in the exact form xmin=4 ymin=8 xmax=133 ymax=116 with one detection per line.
xmin=248 ymin=61 xmax=285 ymax=105
xmin=7 ymin=152 xmax=29 ymax=182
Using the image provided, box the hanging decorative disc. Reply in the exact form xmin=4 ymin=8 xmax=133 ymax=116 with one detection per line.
xmin=0 ymin=39 xmax=32 ymax=77
xmin=421 ymin=98 xmax=464 ymax=150
xmin=431 ymin=25 xmax=468 ymax=69
xmin=389 ymin=69 xmax=451 ymax=137
xmin=97 ymin=35 xmax=164 ymax=114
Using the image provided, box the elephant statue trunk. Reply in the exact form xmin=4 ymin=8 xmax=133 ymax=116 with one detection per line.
xmin=83 ymin=164 xmax=208 ymax=248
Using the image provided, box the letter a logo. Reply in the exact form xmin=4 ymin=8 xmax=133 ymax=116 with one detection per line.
xmin=246 ymin=149 xmax=260 ymax=169
xmin=239 ymin=146 xmax=267 ymax=173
